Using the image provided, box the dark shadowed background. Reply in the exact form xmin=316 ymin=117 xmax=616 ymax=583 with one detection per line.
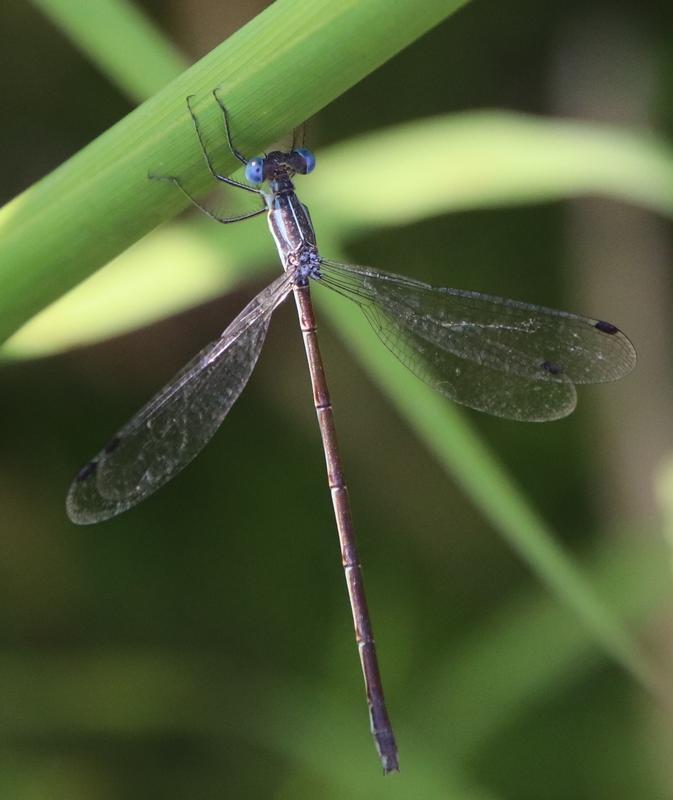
xmin=1 ymin=1 xmax=673 ymax=797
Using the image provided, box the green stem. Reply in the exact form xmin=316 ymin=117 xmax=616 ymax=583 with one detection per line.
xmin=30 ymin=0 xmax=187 ymax=100
xmin=0 ymin=0 xmax=466 ymax=344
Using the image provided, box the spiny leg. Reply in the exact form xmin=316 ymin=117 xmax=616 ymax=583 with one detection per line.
xmin=212 ymin=88 xmax=249 ymax=165
xmin=148 ymin=173 xmax=266 ymax=224
xmin=185 ymin=94 xmax=259 ymax=195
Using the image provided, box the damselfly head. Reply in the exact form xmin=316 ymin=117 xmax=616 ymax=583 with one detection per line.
xmin=244 ymin=148 xmax=316 ymax=185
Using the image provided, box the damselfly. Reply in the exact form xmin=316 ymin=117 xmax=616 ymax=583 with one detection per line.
xmin=67 ymin=92 xmax=636 ymax=774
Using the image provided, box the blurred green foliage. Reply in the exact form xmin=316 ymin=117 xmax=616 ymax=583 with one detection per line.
xmin=1 ymin=0 xmax=673 ymax=798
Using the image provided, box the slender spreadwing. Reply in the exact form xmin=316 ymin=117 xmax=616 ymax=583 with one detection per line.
xmin=67 ymin=91 xmax=637 ymax=774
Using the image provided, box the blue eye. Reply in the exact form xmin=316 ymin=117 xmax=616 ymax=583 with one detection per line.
xmin=294 ymin=148 xmax=316 ymax=174
xmin=245 ymin=157 xmax=265 ymax=185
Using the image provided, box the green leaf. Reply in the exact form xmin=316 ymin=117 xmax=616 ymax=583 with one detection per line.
xmin=0 ymin=0 xmax=466 ymax=344
xmin=309 ymin=111 xmax=673 ymax=224
xmin=6 ymin=112 xmax=673 ymax=358
xmin=1 ymin=222 xmax=268 ymax=359
xmin=30 ymin=0 xmax=187 ymax=100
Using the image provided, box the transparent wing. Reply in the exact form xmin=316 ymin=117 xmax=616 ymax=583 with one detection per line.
xmin=67 ymin=272 xmax=294 ymax=524
xmin=318 ymin=259 xmax=636 ymax=422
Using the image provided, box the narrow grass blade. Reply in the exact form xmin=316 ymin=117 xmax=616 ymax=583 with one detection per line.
xmin=29 ymin=0 xmax=187 ymax=100
xmin=6 ymin=112 xmax=673 ymax=358
xmin=0 ymin=0 xmax=466 ymax=344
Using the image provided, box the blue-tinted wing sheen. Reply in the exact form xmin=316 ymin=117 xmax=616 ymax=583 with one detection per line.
xmin=317 ymin=260 xmax=636 ymax=422
xmin=67 ymin=272 xmax=293 ymax=524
